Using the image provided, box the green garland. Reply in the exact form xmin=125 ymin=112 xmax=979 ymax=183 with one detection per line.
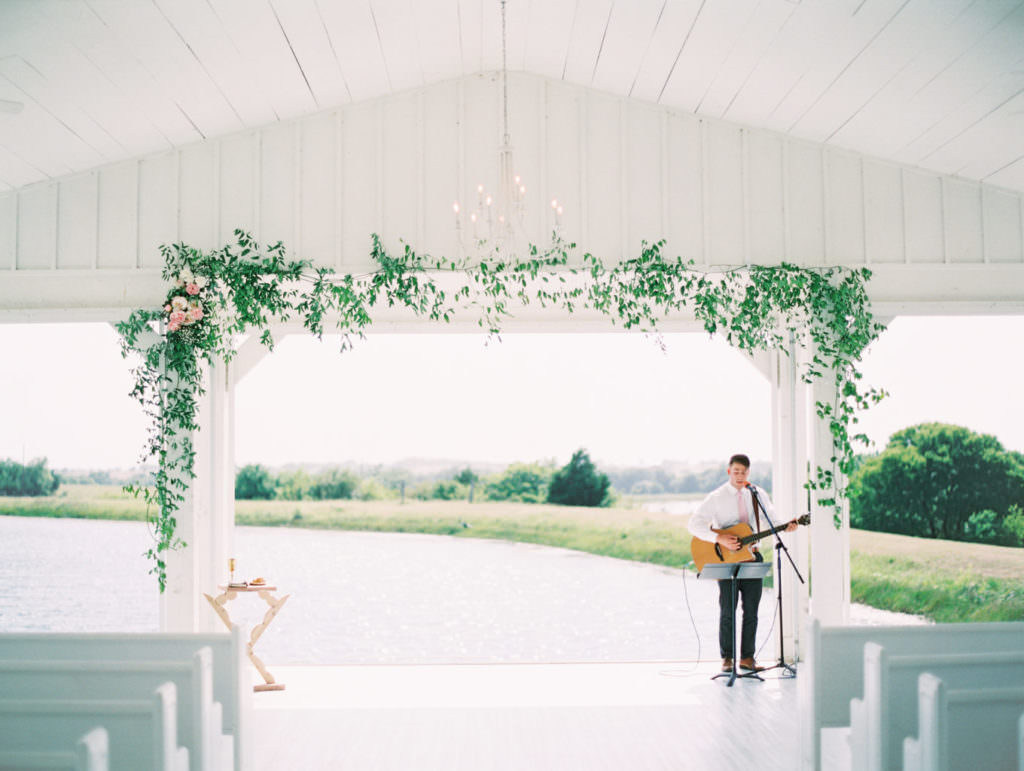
xmin=118 ymin=230 xmax=885 ymax=590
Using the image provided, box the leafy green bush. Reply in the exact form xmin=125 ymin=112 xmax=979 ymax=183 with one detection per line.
xmin=547 ymin=449 xmax=611 ymax=508
xmin=1004 ymin=505 xmax=1024 ymax=546
xmin=235 ymin=464 xmax=276 ymax=500
xmin=485 ymin=463 xmax=553 ymax=503
xmin=410 ymin=480 xmax=465 ymax=501
xmin=0 ymin=458 xmax=60 ymax=497
xmin=308 ymin=468 xmax=359 ymax=500
xmin=355 ymin=478 xmax=394 ymax=501
xmin=849 ymin=423 xmax=1024 ymax=540
xmin=963 ymin=510 xmax=1010 ymax=545
xmin=276 ymin=469 xmax=314 ymax=501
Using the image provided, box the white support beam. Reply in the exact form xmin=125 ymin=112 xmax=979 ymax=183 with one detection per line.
xmin=806 ymin=372 xmax=851 ymax=625
xmin=160 ymin=356 xmax=235 ymax=633
xmin=232 ymin=333 xmax=274 ymax=384
xmin=768 ymin=339 xmax=809 ymax=663
xmin=1 ymin=263 xmax=1021 ymax=324
xmin=745 ymin=348 xmax=773 ymax=381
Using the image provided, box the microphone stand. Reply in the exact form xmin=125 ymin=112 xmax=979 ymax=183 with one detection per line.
xmin=749 ymin=484 xmax=805 ymax=678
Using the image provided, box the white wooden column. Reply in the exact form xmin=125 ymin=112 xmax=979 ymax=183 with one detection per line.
xmin=767 ymin=339 xmax=811 ymax=662
xmin=806 ymin=368 xmax=851 ymax=625
xmin=160 ymin=356 xmax=235 ymax=633
xmin=747 ymin=344 xmax=810 ymax=662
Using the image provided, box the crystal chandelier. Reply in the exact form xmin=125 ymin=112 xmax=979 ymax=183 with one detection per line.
xmin=453 ymin=0 xmax=563 ymax=254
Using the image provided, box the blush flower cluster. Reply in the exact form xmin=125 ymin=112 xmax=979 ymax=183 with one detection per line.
xmin=163 ymin=269 xmax=209 ymax=332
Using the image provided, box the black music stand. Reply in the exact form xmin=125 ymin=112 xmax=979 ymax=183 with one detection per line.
xmin=698 ymin=561 xmax=773 ymax=687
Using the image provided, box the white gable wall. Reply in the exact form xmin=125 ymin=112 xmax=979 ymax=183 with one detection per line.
xmin=1 ymin=73 xmax=1022 ymax=320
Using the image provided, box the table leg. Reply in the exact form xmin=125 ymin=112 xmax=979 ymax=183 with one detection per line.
xmin=203 ymin=591 xmax=236 ymax=632
xmin=250 ymin=591 xmax=290 ymax=692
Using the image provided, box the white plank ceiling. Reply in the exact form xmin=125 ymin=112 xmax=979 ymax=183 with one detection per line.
xmin=0 ymin=0 xmax=1022 ymax=195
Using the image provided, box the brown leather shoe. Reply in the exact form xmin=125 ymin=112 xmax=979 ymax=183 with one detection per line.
xmin=738 ymin=658 xmax=766 ymax=672
xmin=721 ymin=658 xmax=733 ymax=672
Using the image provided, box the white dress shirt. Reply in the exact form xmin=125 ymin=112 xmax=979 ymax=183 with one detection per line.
xmin=687 ymin=481 xmax=777 ymax=543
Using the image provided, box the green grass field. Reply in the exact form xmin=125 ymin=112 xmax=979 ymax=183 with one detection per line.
xmin=3 ymin=486 xmax=1022 ymax=622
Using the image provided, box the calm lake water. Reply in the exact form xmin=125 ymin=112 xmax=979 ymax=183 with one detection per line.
xmin=0 ymin=514 xmax=922 ymax=666
xmin=0 ymin=514 xmax=727 ymax=665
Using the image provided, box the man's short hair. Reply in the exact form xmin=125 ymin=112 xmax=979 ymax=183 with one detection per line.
xmin=728 ymin=453 xmax=751 ymax=468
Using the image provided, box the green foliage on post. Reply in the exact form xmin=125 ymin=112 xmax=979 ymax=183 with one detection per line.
xmin=849 ymin=422 xmax=1024 ymax=543
xmin=119 ymin=230 xmax=884 ymax=589
xmin=548 ymin=449 xmax=611 ymax=507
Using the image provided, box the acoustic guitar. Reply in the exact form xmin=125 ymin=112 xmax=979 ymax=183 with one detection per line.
xmin=691 ymin=514 xmax=811 ymax=572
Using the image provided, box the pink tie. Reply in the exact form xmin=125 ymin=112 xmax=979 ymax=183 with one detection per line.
xmin=737 ymin=490 xmax=748 ymax=524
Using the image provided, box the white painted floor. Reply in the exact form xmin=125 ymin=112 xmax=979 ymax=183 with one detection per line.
xmin=251 ymin=661 xmax=800 ymax=770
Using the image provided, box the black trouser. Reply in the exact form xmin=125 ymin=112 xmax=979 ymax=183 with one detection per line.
xmin=718 ymin=555 xmax=763 ymax=660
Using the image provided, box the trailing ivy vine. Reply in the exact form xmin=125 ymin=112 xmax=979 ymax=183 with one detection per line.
xmin=118 ymin=230 xmax=885 ymax=590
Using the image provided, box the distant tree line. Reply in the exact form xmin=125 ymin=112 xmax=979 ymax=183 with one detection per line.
xmin=57 ymin=467 xmax=156 ymax=486
xmin=604 ymin=464 xmax=772 ymax=496
xmin=850 ymin=423 xmax=1024 ymax=547
xmin=236 ymin=448 xmax=614 ymax=508
xmin=0 ymin=459 xmax=60 ymax=496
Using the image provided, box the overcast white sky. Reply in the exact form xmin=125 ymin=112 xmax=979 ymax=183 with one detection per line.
xmin=0 ymin=316 xmax=1022 ymax=471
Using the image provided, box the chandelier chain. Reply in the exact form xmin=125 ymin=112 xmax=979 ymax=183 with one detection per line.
xmin=501 ymin=0 xmax=510 ymax=146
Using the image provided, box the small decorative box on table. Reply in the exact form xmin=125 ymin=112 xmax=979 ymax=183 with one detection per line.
xmin=203 ymin=583 xmax=291 ymax=692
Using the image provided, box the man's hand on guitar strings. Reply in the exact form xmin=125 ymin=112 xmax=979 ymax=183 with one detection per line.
xmin=715 ymin=532 xmax=742 ymax=551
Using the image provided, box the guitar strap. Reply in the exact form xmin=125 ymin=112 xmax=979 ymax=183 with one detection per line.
xmin=749 ymin=487 xmax=763 ymax=532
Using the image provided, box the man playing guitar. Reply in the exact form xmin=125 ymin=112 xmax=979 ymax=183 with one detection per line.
xmin=687 ymin=453 xmax=798 ymax=674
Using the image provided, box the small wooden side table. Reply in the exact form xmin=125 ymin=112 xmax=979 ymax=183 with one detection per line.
xmin=203 ymin=584 xmax=291 ymax=692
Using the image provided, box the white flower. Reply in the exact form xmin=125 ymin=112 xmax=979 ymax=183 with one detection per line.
xmin=171 ymin=296 xmax=188 ymax=311
xmin=195 ymin=276 xmax=209 ymax=288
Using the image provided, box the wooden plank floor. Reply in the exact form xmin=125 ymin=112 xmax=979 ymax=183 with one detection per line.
xmin=252 ymin=662 xmax=801 ymax=770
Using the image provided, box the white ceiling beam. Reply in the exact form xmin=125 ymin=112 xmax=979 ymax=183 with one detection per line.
xmin=561 ymin=0 xmax=614 ymax=86
xmin=370 ymin=0 xmax=427 ymax=93
xmin=87 ymin=1 xmax=245 ymax=139
xmin=269 ymin=0 xmax=353 ymax=110
xmin=520 ymin=0 xmax=576 ymax=82
xmin=314 ymin=0 xmax=391 ymax=102
xmin=589 ymin=0 xmax=666 ymax=97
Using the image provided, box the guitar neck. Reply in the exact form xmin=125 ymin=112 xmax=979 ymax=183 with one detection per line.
xmin=739 ymin=522 xmax=791 ymax=546
xmin=741 ymin=514 xmax=811 ymax=544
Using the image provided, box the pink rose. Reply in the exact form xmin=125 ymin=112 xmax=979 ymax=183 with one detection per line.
xmin=187 ymin=307 xmax=204 ymax=322
xmin=167 ymin=320 xmax=180 ymax=332
xmin=164 ymin=304 xmax=171 ymax=312
xmin=186 ymin=283 xmax=200 ymax=296
xmin=169 ymin=310 xmax=186 ymax=325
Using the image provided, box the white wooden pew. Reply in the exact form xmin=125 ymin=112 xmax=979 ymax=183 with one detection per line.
xmin=0 ymin=725 xmax=108 ymax=771
xmin=0 ymin=628 xmax=248 ymax=771
xmin=1018 ymin=711 xmax=1024 ymax=771
xmin=1019 ymin=712 xmax=1024 ymax=771
xmin=848 ymin=644 xmax=1024 ymax=771
xmin=801 ymin=618 xmax=1024 ymax=770
xmin=0 ymin=683 xmax=187 ymax=771
xmin=0 ymin=647 xmax=229 ymax=771
xmin=902 ymin=674 xmax=1024 ymax=771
